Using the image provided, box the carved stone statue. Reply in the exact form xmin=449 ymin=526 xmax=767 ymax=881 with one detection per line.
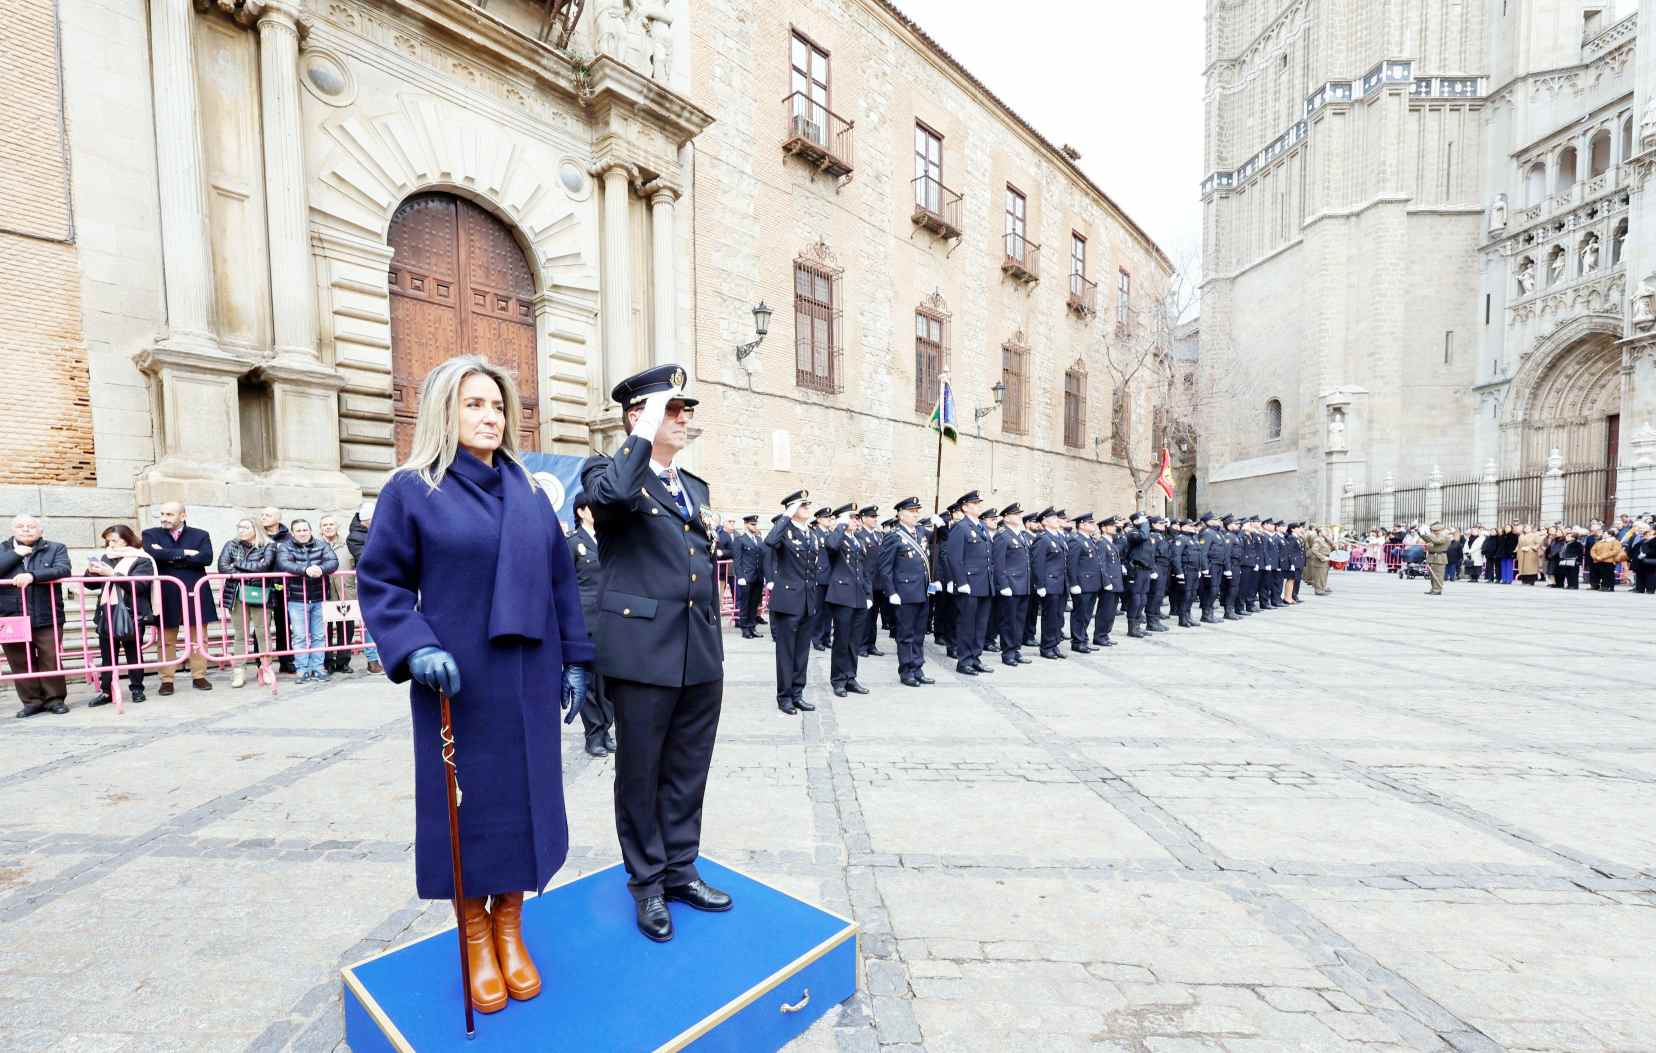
xmin=1327 ymin=408 xmax=1347 ymax=450
xmin=1517 ymin=260 xmax=1537 ymax=296
xmin=1549 ymin=251 xmax=1567 ymax=286
xmin=1633 ymin=274 xmax=1656 ymax=331
xmin=1616 ymin=224 xmax=1628 ymax=264
xmin=1642 ymin=96 xmax=1656 ymax=151
xmin=639 ymin=0 xmax=673 ymax=82
xmin=1580 ymin=235 xmax=1600 ymax=274
xmin=593 ymin=0 xmax=648 ymax=69
xmin=1489 ymin=193 xmax=1507 ymax=231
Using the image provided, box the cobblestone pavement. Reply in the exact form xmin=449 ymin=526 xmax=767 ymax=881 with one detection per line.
xmin=1 ymin=572 xmax=1654 ymax=1052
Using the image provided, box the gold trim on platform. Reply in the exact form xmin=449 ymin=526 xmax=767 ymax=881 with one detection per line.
xmin=339 ymin=858 xmax=859 ymax=1053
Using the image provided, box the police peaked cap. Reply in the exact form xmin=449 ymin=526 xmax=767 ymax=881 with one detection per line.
xmin=1099 ymin=515 xmax=1119 ymax=527
xmin=831 ymin=503 xmax=855 ymax=517
xmin=859 ymin=505 xmax=880 ymax=518
xmin=982 ymin=507 xmax=1000 ymax=519
xmin=1073 ymin=512 xmax=1094 ymax=524
xmin=955 ymin=490 xmax=983 ymax=507
xmin=814 ymin=506 xmax=833 ymax=518
xmin=611 ymin=362 xmax=697 ymax=411
xmin=894 ymin=496 xmax=922 ymax=512
xmin=1000 ymin=501 xmax=1023 ymax=517
xmin=881 ymin=517 xmax=896 ymax=528
xmin=1036 ymin=507 xmax=1057 ymax=520
xmin=781 ymin=489 xmax=809 ymax=507
xmin=742 ymin=514 xmax=759 ymax=523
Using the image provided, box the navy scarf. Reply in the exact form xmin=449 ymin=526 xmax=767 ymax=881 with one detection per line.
xmin=449 ymin=448 xmax=550 ymax=644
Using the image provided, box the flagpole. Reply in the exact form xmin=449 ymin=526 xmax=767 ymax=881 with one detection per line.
xmin=932 ymin=373 xmax=946 ymax=513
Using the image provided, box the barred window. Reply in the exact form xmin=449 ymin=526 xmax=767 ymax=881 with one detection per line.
xmin=914 ymin=309 xmax=948 ymax=413
xmin=1063 ymin=362 xmax=1087 ymax=448
xmin=794 ymin=258 xmax=843 ymax=393
xmin=1001 ymin=337 xmax=1030 ymax=435
xmin=1265 ymin=397 xmax=1283 ymax=440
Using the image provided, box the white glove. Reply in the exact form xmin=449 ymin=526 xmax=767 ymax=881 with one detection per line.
xmin=999 ymin=587 xmax=1012 ymax=597
xmin=736 ymin=578 xmax=747 ymax=586
xmin=1104 ymin=584 xmax=1113 ymax=591
xmin=783 ymin=500 xmax=804 ymax=519
xmin=890 ymin=593 xmax=902 ymax=606
xmin=1150 ymin=573 xmax=1159 ymax=580
xmin=960 ymin=583 xmax=973 ymax=595
xmin=1069 ymin=585 xmax=1081 ymax=595
xmin=866 ymin=599 xmax=873 ymax=609
xmin=946 ymin=581 xmax=955 ymax=593
xmin=1036 ymin=587 xmax=1047 ymax=597
xmin=837 ymin=513 xmax=851 ymax=527
xmin=633 ymin=390 xmax=669 ymax=442
xmin=929 ymin=580 xmax=941 ymax=591
xmin=929 ymin=515 xmax=945 ymax=528
xmin=1224 ymin=571 xmax=1233 ymax=578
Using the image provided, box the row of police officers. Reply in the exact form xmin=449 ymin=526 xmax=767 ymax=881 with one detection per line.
xmin=730 ymin=489 xmax=1317 ymax=712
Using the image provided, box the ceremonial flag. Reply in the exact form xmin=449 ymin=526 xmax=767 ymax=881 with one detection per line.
xmin=1155 ymin=447 xmax=1176 ymax=500
xmin=928 ymin=380 xmax=959 ymax=443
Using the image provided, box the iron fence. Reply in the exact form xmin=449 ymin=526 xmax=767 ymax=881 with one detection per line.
xmin=1440 ymin=474 xmax=1481 ymax=527
xmin=1351 ymin=491 xmax=1380 ymax=532
xmin=1392 ymin=486 xmax=1426 ymax=525
xmin=1561 ymin=466 xmax=1613 ymax=526
xmin=1496 ymin=471 xmax=1543 ymax=526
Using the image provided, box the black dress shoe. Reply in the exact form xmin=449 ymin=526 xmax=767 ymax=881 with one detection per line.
xmin=1095 ymin=638 xmax=1116 ymax=647
xmin=129 ymin=691 xmax=145 ymax=704
xmin=916 ymin=674 xmax=936 ymax=684
xmin=1038 ymin=651 xmax=1058 ymax=660
xmin=794 ymin=697 xmax=816 ymax=711
xmin=605 ymin=732 xmax=617 ymax=751
xmin=585 ymin=741 xmax=610 ymax=757
xmin=846 ymin=680 xmax=870 ymax=695
xmin=755 ymin=617 xmax=767 ymax=625
xmin=46 ymin=701 xmax=69 ymax=715
xmin=955 ymin=664 xmax=977 ymax=676
xmin=88 ymin=693 xmax=112 ymax=708
xmin=971 ymin=663 xmax=993 ymax=675
xmin=1023 ymin=637 xmax=1038 ymax=648
xmin=666 ymin=880 xmax=733 ymax=912
xmin=901 ymin=677 xmax=921 ymax=687
xmin=832 ymin=685 xmax=848 ymax=697
xmin=636 ymin=896 xmax=674 ymax=942
xmin=779 ymin=701 xmax=799 ymax=714
xmin=945 ymin=647 xmax=958 ymax=659
xmin=866 ymin=648 xmax=886 ymax=657
xmin=812 ymin=642 xmax=828 ymax=651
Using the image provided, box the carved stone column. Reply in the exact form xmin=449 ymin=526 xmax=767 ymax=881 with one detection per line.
xmin=1378 ymin=472 xmax=1396 ymax=527
xmin=1478 ymin=459 xmax=1499 ymax=526
xmin=149 ymin=0 xmax=219 ymax=350
xmin=255 ymin=0 xmax=318 ymax=364
xmin=1424 ymin=464 xmax=1444 ymax=524
xmin=645 ymin=182 xmax=679 ymax=366
xmin=597 ymin=163 xmax=637 ymax=395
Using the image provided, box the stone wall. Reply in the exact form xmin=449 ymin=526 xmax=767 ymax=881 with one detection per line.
xmin=0 ymin=0 xmax=94 ymax=490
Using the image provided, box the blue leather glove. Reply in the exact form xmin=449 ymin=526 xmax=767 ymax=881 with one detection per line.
xmin=560 ymin=664 xmax=591 ymax=725
xmin=408 ymin=646 xmax=461 ymax=697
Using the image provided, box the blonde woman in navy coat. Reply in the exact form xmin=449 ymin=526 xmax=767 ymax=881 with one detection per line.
xmin=357 ymin=355 xmax=593 ymax=1016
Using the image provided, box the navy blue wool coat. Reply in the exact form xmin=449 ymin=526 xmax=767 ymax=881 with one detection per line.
xmin=357 ymin=450 xmax=594 ymax=900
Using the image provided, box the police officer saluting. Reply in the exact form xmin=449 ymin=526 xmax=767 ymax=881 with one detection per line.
xmin=764 ymin=491 xmax=820 ymax=715
xmin=580 ymin=364 xmax=731 ymax=943
xmin=1123 ymin=512 xmax=1156 ymax=638
xmin=990 ymin=502 xmax=1031 ymax=666
xmin=824 ymin=504 xmax=871 ymax=697
xmin=945 ymin=491 xmax=994 ymax=676
xmin=879 ymin=496 xmax=937 ymax=687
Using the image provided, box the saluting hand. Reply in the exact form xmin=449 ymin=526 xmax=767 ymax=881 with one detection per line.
xmin=634 ymin=390 xmax=670 ymax=440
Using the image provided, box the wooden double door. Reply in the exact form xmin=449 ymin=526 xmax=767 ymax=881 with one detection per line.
xmin=388 ymin=192 xmax=540 ymax=461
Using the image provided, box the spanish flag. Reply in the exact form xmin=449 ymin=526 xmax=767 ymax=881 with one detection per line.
xmin=1155 ymin=447 xmax=1175 ymax=500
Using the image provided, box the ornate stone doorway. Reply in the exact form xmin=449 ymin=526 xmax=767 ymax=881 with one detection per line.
xmin=1507 ymin=321 xmax=1623 ymax=472
xmin=388 ymin=192 xmax=540 ymax=460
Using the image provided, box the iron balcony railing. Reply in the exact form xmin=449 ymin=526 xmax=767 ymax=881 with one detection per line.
xmin=912 ymin=175 xmax=963 ymax=239
xmin=1001 ymin=232 xmax=1040 ymax=283
xmin=1067 ymin=272 xmax=1098 ymax=317
xmin=781 ymin=92 xmax=854 ymax=178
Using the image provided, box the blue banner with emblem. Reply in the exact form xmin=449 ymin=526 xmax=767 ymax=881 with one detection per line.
xmin=520 ymin=453 xmax=587 ymax=526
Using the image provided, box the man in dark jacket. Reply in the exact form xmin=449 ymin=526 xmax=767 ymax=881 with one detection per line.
xmin=824 ymin=506 xmax=870 ymax=697
xmin=765 ymin=494 xmax=821 ymax=714
xmin=1029 ymin=507 xmax=1069 ymax=659
xmin=989 ymin=502 xmax=1031 ymax=666
xmin=141 ymin=501 xmax=217 ymax=694
xmin=732 ymin=515 xmax=765 ymax=639
xmin=1 ymin=514 xmax=71 ymax=716
xmin=571 ymin=495 xmax=614 ymax=756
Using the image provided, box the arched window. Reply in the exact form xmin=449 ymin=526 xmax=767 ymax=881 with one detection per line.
xmin=1524 ymin=162 xmax=1547 ymax=206
xmin=1555 ymin=146 xmax=1578 ymax=195
xmin=1589 ymin=130 xmax=1612 ymax=178
xmin=1265 ymin=398 xmax=1283 ymax=440
xmin=1622 ymin=117 xmax=1634 ymax=164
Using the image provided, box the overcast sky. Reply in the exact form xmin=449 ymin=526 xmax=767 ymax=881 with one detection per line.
xmin=890 ymin=0 xmax=1205 ymax=274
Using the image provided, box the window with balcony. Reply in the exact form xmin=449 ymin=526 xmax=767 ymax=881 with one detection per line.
xmin=784 ymin=32 xmax=853 ymax=177
xmin=1265 ymin=398 xmax=1283 ymax=440
xmin=1063 ymin=361 xmax=1086 ymax=448
xmin=912 ymin=123 xmax=961 ymax=238
xmin=794 ymin=254 xmax=843 ymax=393
xmin=914 ymin=306 xmax=948 ymax=413
xmin=1001 ymin=334 xmax=1030 ymax=435
xmin=1002 ymin=185 xmax=1038 ymax=283
xmin=1067 ymin=233 xmax=1096 ymax=316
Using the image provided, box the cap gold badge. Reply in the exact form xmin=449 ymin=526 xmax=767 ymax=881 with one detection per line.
xmin=671 ymin=367 xmax=686 ymax=390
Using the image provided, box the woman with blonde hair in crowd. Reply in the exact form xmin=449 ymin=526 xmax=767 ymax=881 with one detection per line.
xmin=218 ymin=517 xmax=278 ymax=688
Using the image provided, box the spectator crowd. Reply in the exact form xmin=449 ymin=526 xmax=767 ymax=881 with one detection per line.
xmin=1341 ymin=514 xmax=1656 ymax=592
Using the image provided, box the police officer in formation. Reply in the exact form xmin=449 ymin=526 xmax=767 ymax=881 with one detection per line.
xmin=731 ymin=514 xmax=764 ymax=638
xmin=729 ymin=493 xmax=1329 ymax=707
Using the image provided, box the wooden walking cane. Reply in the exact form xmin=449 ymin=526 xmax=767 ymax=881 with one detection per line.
xmin=439 ymin=691 xmax=476 ymax=1038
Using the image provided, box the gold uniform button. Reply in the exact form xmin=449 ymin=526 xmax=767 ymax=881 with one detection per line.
xmin=684 ymin=524 xmax=691 ymax=532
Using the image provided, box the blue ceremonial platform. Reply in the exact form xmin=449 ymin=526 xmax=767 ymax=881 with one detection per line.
xmin=342 ymin=858 xmax=858 ymax=1052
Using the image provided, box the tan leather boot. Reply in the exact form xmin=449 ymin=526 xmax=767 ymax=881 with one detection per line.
xmin=491 ymin=892 xmax=542 ymax=1001
xmin=459 ymin=896 xmax=508 ymax=1013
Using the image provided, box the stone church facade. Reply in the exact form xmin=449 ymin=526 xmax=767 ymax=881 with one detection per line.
xmin=1198 ymin=0 xmax=1656 ymax=527
xmin=2 ymin=0 xmax=1170 ymax=551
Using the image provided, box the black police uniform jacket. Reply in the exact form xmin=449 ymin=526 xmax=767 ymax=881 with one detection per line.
xmin=1125 ymin=522 xmax=1157 ymax=570
xmin=1030 ymin=531 xmax=1069 ymax=594
xmin=733 ymin=531 xmax=765 ymax=583
xmin=991 ymin=528 xmax=1032 ymax=596
xmin=1065 ymin=534 xmax=1104 ymax=592
xmin=1201 ymin=527 xmax=1229 ymax=575
xmin=812 ymin=526 xmax=833 ymax=586
xmin=945 ymin=517 xmax=993 ymax=593
xmin=1098 ymin=533 xmax=1125 ymax=591
xmin=571 ymin=525 xmax=603 ymax=625
xmin=879 ymin=525 xmax=932 ymax=604
xmin=764 ymin=518 xmax=820 ymax=616
xmin=580 ymin=441 xmax=722 ymax=687
xmin=825 ymin=525 xmax=870 ymax=607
